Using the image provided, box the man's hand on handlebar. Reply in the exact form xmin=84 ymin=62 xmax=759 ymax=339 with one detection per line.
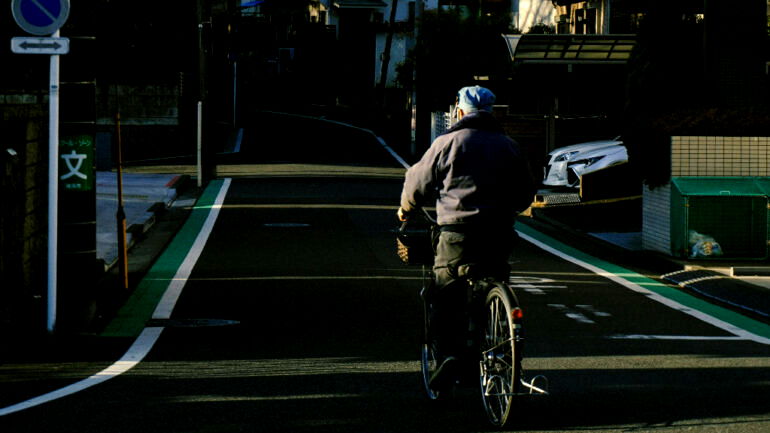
xmin=397 ymin=207 xmax=410 ymax=222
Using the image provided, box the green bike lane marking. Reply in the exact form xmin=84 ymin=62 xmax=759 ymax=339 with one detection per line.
xmin=516 ymin=222 xmax=770 ymax=345
xmin=102 ymin=179 xmax=230 ymax=338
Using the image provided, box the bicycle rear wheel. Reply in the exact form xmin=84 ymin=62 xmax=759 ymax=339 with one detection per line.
xmin=479 ymin=283 xmax=522 ymax=427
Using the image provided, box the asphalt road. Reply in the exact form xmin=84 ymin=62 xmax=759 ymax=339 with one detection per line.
xmin=2 ymin=115 xmax=770 ymax=432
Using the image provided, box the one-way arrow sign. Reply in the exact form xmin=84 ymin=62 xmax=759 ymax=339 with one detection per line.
xmin=11 ymin=36 xmax=69 ymax=55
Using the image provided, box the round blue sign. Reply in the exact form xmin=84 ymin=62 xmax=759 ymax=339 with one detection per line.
xmin=11 ymin=0 xmax=70 ymax=36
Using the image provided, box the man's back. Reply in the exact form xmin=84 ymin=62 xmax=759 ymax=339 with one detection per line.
xmin=431 ymin=111 xmax=533 ymax=226
xmin=401 ymin=110 xmax=535 ymax=227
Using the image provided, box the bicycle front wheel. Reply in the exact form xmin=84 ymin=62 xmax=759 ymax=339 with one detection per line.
xmin=420 ymin=340 xmax=442 ymax=400
xmin=479 ymin=283 xmax=522 ymax=427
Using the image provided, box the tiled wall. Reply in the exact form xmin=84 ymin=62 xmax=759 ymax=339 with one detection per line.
xmin=643 ymin=136 xmax=770 ymax=255
xmin=671 ymin=136 xmax=770 ymax=177
xmin=641 ymin=183 xmax=672 ymax=254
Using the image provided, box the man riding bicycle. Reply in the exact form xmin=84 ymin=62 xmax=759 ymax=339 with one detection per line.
xmin=398 ymin=85 xmax=536 ymax=390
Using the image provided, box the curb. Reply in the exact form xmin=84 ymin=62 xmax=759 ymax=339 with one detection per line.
xmin=662 ymin=269 xmax=770 ymax=321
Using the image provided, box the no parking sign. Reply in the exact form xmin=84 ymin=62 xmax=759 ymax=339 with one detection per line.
xmin=11 ymin=0 xmax=70 ymax=35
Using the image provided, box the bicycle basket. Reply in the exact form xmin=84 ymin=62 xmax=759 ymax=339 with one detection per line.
xmin=396 ymin=220 xmax=434 ymax=265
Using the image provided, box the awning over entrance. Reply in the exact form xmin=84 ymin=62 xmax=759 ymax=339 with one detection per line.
xmin=333 ymin=0 xmax=386 ymax=8
xmin=502 ymin=34 xmax=637 ymax=65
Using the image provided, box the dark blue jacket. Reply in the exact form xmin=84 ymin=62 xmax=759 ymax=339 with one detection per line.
xmin=400 ymin=111 xmax=535 ymax=227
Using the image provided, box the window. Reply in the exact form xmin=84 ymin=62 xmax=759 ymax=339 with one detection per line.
xmin=558 ymin=14 xmax=570 ymax=34
xmin=574 ymin=8 xmax=597 ymax=34
xmin=584 ymin=8 xmax=597 ymax=34
xmin=574 ymin=9 xmax=585 ymax=34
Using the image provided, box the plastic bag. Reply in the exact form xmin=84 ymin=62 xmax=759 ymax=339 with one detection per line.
xmin=688 ymin=230 xmax=724 ymax=258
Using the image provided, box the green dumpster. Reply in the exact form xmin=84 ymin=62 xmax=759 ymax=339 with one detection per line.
xmin=671 ymin=177 xmax=768 ymax=259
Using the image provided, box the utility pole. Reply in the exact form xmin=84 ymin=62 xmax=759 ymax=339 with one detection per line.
xmin=197 ymin=0 xmax=216 ymax=186
xmin=115 ymin=112 xmax=128 ymax=290
xmin=410 ymin=0 xmax=422 ymax=157
xmin=378 ymin=0 xmax=399 ymax=106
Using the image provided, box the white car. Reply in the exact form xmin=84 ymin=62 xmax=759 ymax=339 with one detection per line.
xmin=543 ymin=139 xmax=627 ymax=188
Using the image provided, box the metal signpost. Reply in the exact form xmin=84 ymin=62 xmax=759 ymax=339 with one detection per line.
xmin=11 ymin=0 xmax=71 ymax=334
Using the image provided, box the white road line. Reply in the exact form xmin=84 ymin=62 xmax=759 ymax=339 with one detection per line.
xmin=576 ymin=304 xmax=612 ymax=317
xmin=566 ymin=313 xmax=595 ymax=324
xmin=547 ymin=303 xmax=596 ymax=324
xmin=153 ymin=178 xmax=231 ymax=319
xmin=377 ymin=137 xmax=410 ymax=169
xmin=167 ymin=275 xmax=422 ymax=282
xmin=0 ymin=327 xmax=163 ymax=416
xmin=608 ymin=335 xmax=749 ymax=341
xmin=513 ymin=283 xmax=546 ymax=295
xmin=261 ymin=111 xmax=411 ymax=171
xmin=0 ymin=179 xmax=232 ymax=416
xmin=518 ymin=230 xmax=770 ymax=346
xmin=508 ymin=275 xmax=566 ymax=294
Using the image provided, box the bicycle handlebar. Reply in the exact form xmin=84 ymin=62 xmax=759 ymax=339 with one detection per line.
xmin=419 ymin=208 xmax=437 ymax=224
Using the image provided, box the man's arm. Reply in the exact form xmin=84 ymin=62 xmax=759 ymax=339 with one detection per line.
xmin=399 ymin=138 xmax=444 ymax=220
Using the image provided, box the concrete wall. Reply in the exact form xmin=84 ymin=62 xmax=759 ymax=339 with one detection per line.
xmin=97 ymin=84 xmax=180 ymax=127
xmin=95 ymin=83 xmax=190 ymax=165
xmin=0 ymin=96 xmax=47 ymax=334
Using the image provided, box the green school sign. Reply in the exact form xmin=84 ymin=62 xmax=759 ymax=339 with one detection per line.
xmin=59 ymin=134 xmax=94 ymax=191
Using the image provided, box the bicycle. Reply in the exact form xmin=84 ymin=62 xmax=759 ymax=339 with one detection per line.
xmin=397 ymin=213 xmax=548 ymax=427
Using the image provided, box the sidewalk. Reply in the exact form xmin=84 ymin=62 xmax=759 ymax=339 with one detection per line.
xmin=96 ymin=171 xmax=191 ymax=271
xmin=89 ymin=167 xmax=203 ymax=334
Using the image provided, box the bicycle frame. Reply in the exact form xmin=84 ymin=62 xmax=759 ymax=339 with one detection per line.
xmin=420 ymin=268 xmax=548 ymax=426
xmin=408 ymin=210 xmax=548 ymax=426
